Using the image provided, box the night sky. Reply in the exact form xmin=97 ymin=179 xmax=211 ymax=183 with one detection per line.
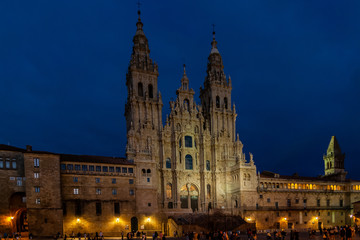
xmin=1 ymin=1 xmax=359 ymax=178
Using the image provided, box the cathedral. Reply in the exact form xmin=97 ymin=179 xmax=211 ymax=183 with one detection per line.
xmin=0 ymin=11 xmax=360 ymax=238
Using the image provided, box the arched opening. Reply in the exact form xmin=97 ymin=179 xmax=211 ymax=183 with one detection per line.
xmin=216 ymin=96 xmax=220 ymax=108
xmin=224 ymin=97 xmax=228 ymax=109
xmin=148 ymin=84 xmax=153 ymax=98
xmin=184 ymin=99 xmax=190 ymax=110
xmin=165 ymin=158 xmax=171 ymax=169
xmin=185 ymin=154 xmax=193 ymax=170
xmin=138 ymin=82 xmax=143 ymax=97
xmin=180 ymin=184 xmax=199 ymax=212
xmin=207 ymin=184 xmax=211 ymax=199
xmin=131 ymin=217 xmax=138 ymax=233
xmin=206 ymin=160 xmax=210 ymax=171
xmin=9 ymin=193 xmax=27 ymax=233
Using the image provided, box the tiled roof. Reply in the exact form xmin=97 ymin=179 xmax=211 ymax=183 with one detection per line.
xmin=0 ymin=144 xmax=25 ymax=152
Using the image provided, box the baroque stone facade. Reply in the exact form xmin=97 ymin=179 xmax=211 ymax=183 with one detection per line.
xmin=0 ymin=11 xmax=360 ymax=238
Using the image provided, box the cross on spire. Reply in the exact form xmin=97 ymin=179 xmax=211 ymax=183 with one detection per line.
xmin=212 ymin=24 xmax=216 ymax=39
xmin=137 ymin=0 xmax=141 ymax=18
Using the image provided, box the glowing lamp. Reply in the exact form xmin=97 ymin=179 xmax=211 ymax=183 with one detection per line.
xmin=350 ymin=215 xmax=353 ymax=218
xmin=116 ymin=218 xmax=120 ymax=223
xmin=284 ymin=218 xmax=287 ymax=221
xmin=147 ymin=217 xmax=151 ymax=222
xmin=315 ymin=217 xmax=318 ymax=220
xmin=10 ymin=217 xmax=14 ymax=220
xmin=77 ymin=218 xmax=80 ymax=223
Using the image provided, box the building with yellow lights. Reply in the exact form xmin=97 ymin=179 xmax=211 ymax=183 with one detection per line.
xmin=1 ymin=10 xmax=360 ymax=238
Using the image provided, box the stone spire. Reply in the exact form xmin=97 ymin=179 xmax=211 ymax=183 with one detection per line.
xmin=204 ymin=28 xmax=227 ymax=86
xmin=181 ymin=64 xmax=189 ymax=91
xmin=128 ymin=9 xmax=158 ymax=73
xmin=323 ymin=136 xmax=346 ymax=179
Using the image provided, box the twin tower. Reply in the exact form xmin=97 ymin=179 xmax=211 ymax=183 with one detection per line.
xmin=124 ymin=11 xmax=249 ymax=214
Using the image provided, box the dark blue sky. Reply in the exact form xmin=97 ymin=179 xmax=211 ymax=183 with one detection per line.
xmin=1 ymin=1 xmax=359 ymax=178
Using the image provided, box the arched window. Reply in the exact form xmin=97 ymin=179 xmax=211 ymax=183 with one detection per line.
xmin=166 ymin=183 xmax=172 ymax=199
xmin=185 ymin=136 xmax=192 ymax=148
xmin=216 ymin=96 xmax=220 ymax=108
xmin=207 ymin=184 xmax=211 ymax=199
xmin=206 ymin=160 xmax=210 ymax=171
xmin=184 ymin=99 xmax=190 ymax=110
xmin=185 ymin=155 xmax=193 ymax=170
xmin=148 ymin=84 xmax=153 ymax=98
xmin=141 ymin=169 xmax=146 ymax=176
xmin=224 ymin=97 xmax=228 ymax=109
xmin=138 ymin=82 xmax=143 ymax=97
xmin=147 ymin=169 xmax=151 ymax=175
xmin=165 ymin=158 xmax=171 ymax=169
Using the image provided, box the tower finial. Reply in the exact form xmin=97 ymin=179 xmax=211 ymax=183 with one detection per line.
xmin=183 ymin=64 xmax=186 ymax=75
xmin=137 ymin=0 xmax=141 ymax=21
xmin=212 ymin=24 xmax=216 ymax=40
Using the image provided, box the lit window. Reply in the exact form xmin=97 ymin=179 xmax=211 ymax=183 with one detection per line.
xmin=0 ymin=160 xmax=3 ymax=168
xmin=96 ymin=188 xmax=101 ymax=195
xmin=129 ymin=179 xmax=134 ymax=184
xmin=34 ymin=173 xmax=39 ymax=178
xmin=185 ymin=136 xmax=193 ymax=148
xmin=34 ymin=158 xmax=40 ymax=168
xmin=73 ymin=177 xmax=78 ymax=183
xmin=185 ymin=155 xmax=193 ymax=170
xmin=22 ymin=197 xmax=26 ymax=203
xmin=147 ymin=178 xmax=150 ymax=182
xmin=129 ymin=189 xmax=134 ymax=195
xmin=166 ymin=158 xmax=171 ymax=169
xmin=6 ymin=161 xmax=10 ymax=169
xmin=112 ymin=178 xmax=116 ymax=184
xmin=12 ymin=161 xmax=16 ymax=169
xmin=95 ymin=178 xmax=100 ymax=183
xmin=122 ymin=167 xmax=127 ymax=173
xmin=74 ymin=188 xmax=79 ymax=195
xmin=35 ymin=198 xmax=40 ymax=204
xmin=17 ymin=180 xmax=22 ymax=186
xmin=35 ymin=187 xmax=40 ymax=193
xmin=112 ymin=189 xmax=117 ymax=195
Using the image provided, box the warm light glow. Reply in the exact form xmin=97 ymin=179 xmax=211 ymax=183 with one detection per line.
xmin=116 ymin=218 xmax=120 ymax=223
xmin=10 ymin=217 xmax=14 ymax=220
xmin=246 ymin=218 xmax=251 ymax=221
xmin=147 ymin=217 xmax=151 ymax=222
xmin=283 ymin=218 xmax=287 ymax=221
xmin=315 ymin=217 xmax=318 ymax=220
xmin=350 ymin=215 xmax=353 ymax=218
xmin=77 ymin=218 xmax=80 ymax=223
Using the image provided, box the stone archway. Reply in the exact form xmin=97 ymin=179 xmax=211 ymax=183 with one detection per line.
xmin=9 ymin=193 xmax=27 ymax=233
xmin=180 ymin=184 xmax=199 ymax=212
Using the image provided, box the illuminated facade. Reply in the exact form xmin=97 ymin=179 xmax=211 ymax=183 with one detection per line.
xmin=1 ymin=11 xmax=360 ymax=238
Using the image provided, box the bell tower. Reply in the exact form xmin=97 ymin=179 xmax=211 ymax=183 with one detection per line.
xmin=124 ymin=10 xmax=163 ymax=214
xmin=199 ymin=30 xmax=236 ymax=140
xmin=323 ymin=136 xmax=346 ymax=180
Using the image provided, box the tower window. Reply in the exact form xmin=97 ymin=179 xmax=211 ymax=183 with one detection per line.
xmin=184 ymin=99 xmax=190 ymax=110
xmin=224 ymin=97 xmax=228 ymax=109
xmin=216 ymin=96 xmax=220 ymax=108
xmin=138 ymin=82 xmax=143 ymax=97
xmin=185 ymin=136 xmax=193 ymax=148
xmin=165 ymin=158 xmax=171 ymax=169
xmin=206 ymin=160 xmax=210 ymax=171
xmin=185 ymin=154 xmax=193 ymax=170
xmin=148 ymin=84 xmax=153 ymax=98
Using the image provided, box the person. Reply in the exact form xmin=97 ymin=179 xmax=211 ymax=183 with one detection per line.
xmin=28 ymin=233 xmax=32 ymax=240
xmin=99 ymin=231 xmax=103 ymax=240
xmin=121 ymin=231 xmax=124 ymax=240
xmin=281 ymin=229 xmax=286 ymax=240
